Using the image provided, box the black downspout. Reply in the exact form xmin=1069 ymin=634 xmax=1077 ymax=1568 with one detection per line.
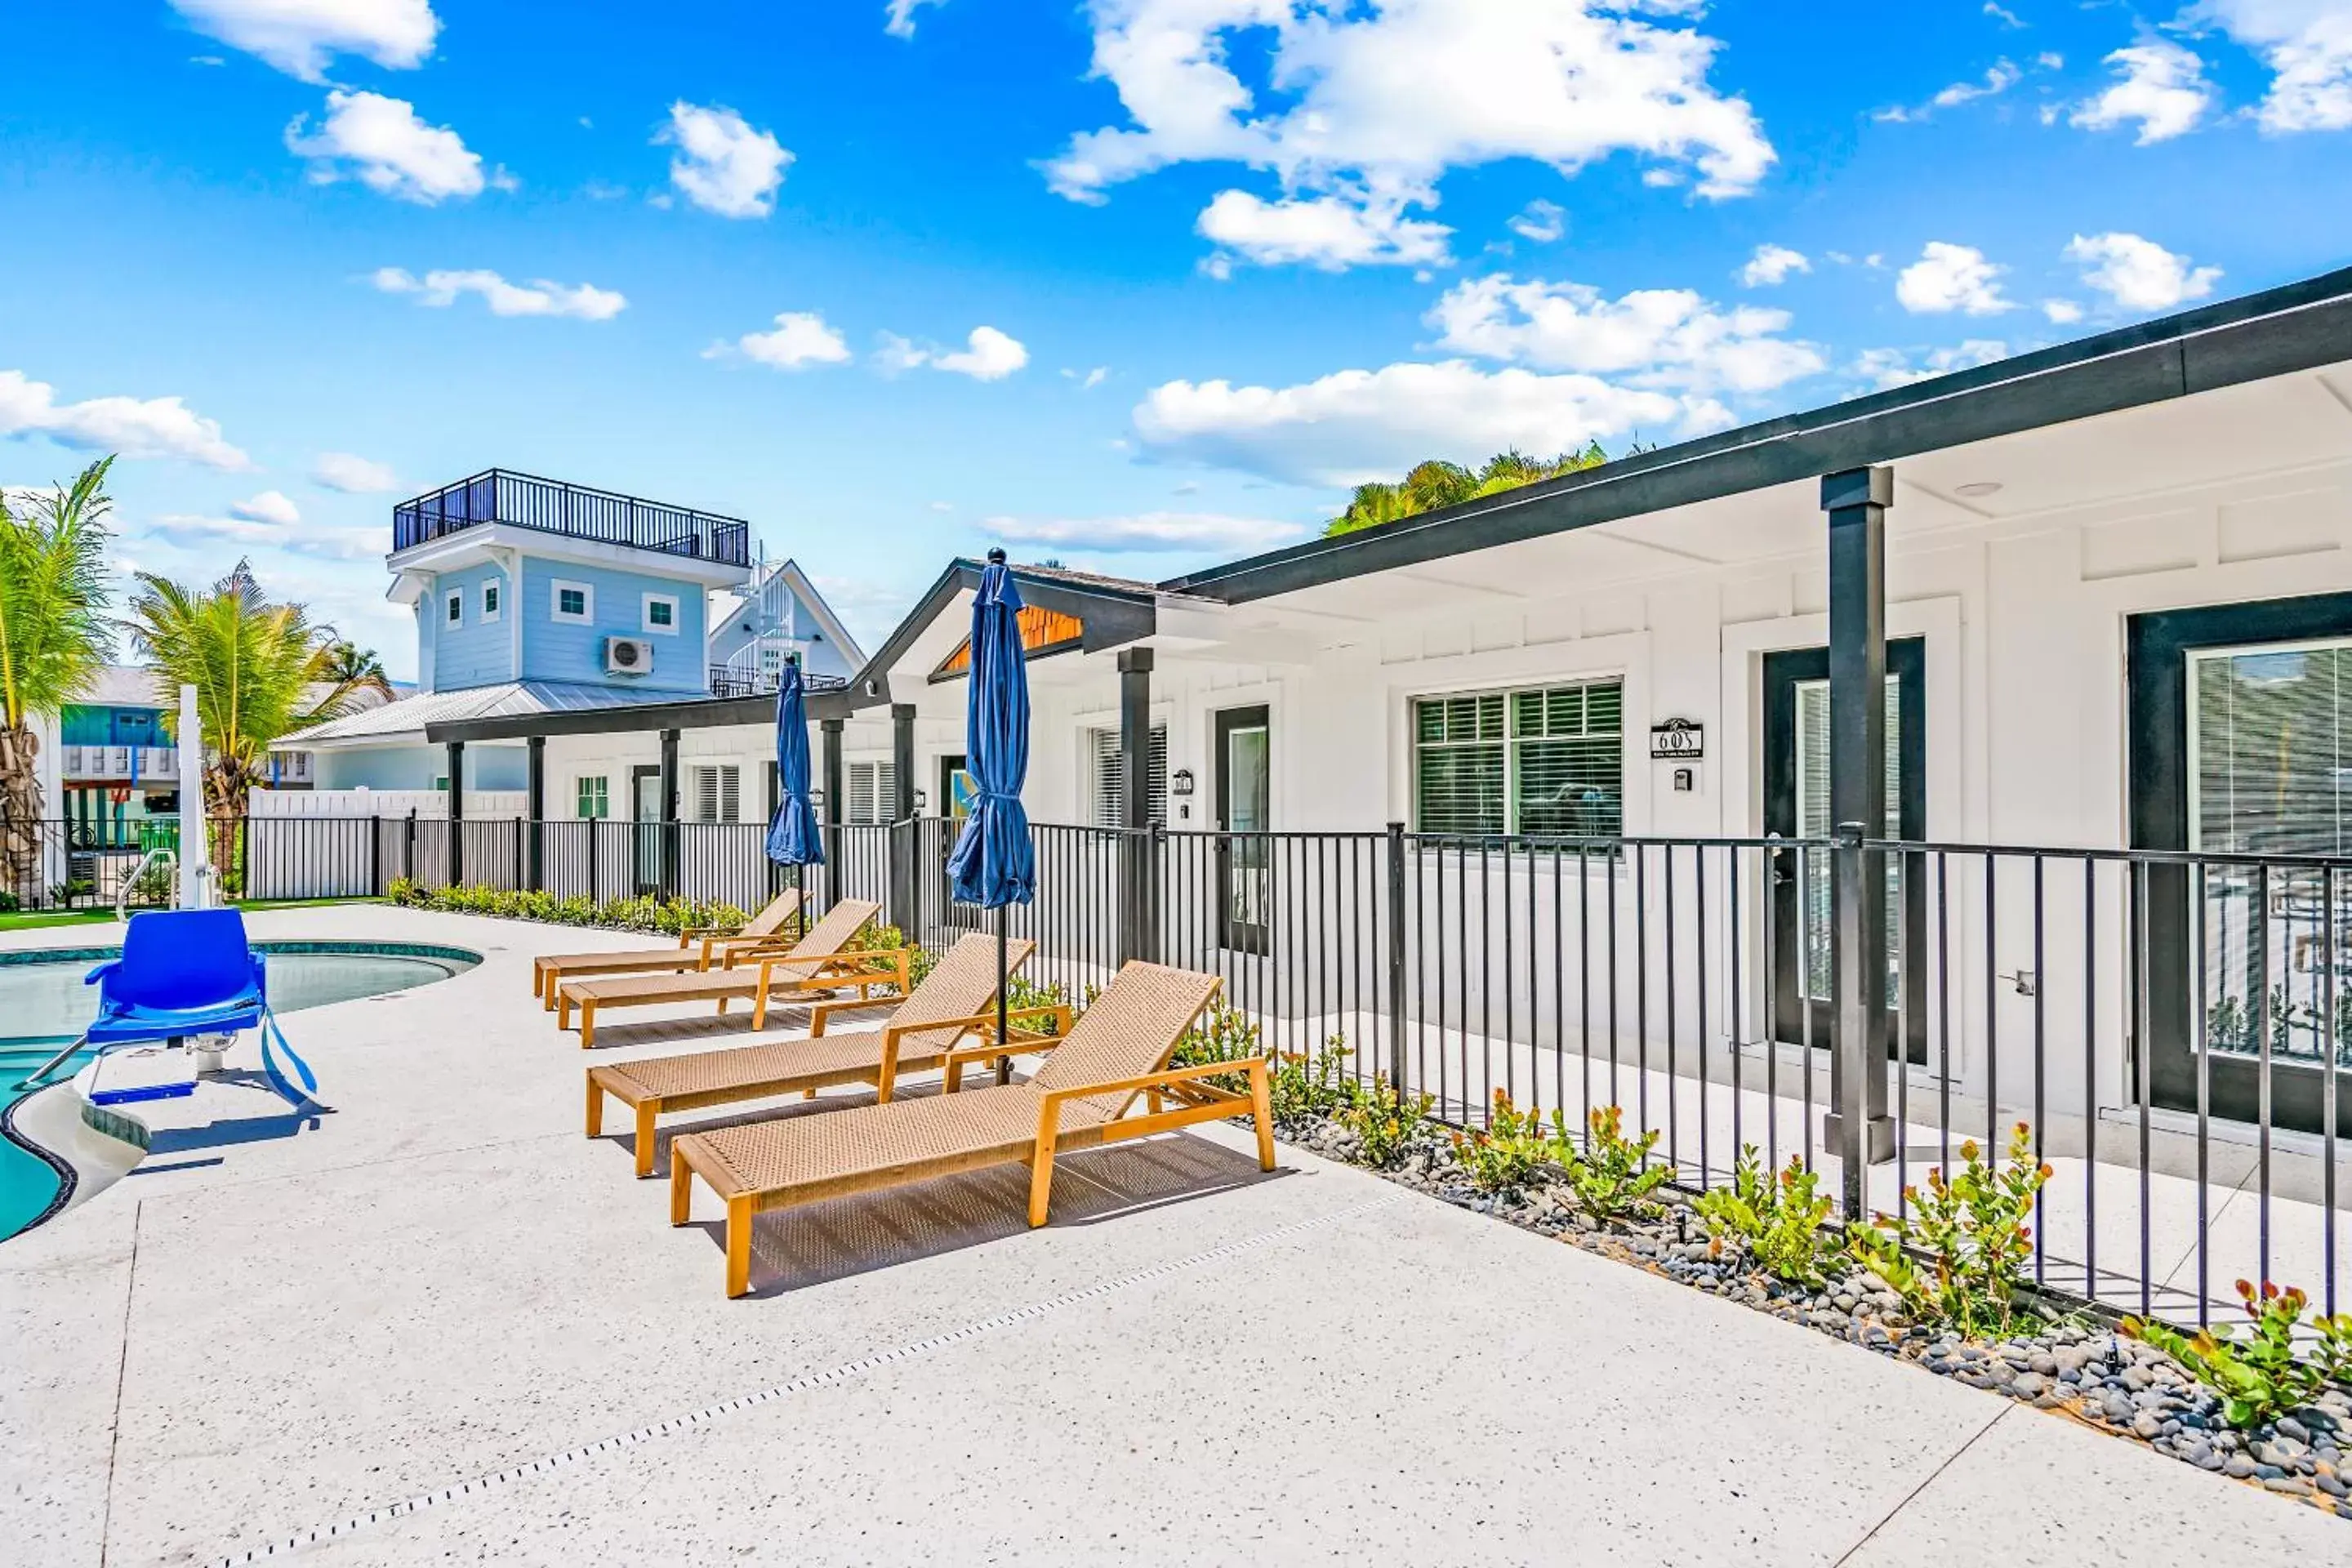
xmin=821 ymin=716 xmax=845 ymax=911
xmin=1117 ymin=646 xmax=1156 ymax=964
xmin=526 ymin=735 xmax=546 ymax=892
xmin=659 ymin=728 xmax=680 ymax=900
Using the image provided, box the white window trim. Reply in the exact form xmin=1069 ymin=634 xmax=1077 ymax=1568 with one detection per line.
xmin=444 ymin=589 xmax=464 ymax=629
xmin=641 ymin=591 xmax=682 ymax=636
xmin=550 ymin=579 xmax=594 ymax=625
xmin=480 ymin=579 xmax=501 ymax=623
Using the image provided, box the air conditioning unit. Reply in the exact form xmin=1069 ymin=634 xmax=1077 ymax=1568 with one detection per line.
xmin=605 ymin=636 xmax=654 ymax=675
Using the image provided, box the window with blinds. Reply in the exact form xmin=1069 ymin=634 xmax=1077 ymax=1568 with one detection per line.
xmin=1412 ymin=680 xmax=1622 ymax=837
xmin=690 ymin=764 xmax=741 ymax=823
xmin=1793 ymin=676 xmax=1904 ymax=1001
xmin=1086 ymin=725 xmax=1169 ymax=827
xmin=846 ymin=760 xmax=897 ymax=824
xmin=2190 ymin=640 xmax=2352 ymax=856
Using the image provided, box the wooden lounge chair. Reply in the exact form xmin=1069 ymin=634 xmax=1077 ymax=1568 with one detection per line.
xmin=531 ymin=889 xmax=807 ymax=1008
xmin=669 ymin=960 xmax=1272 ymax=1297
xmin=554 ymin=899 xmax=899 ymax=1050
xmin=584 ymin=932 xmax=1061 ymax=1176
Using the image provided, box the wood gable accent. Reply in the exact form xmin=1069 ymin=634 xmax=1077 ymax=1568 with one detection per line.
xmin=929 ymin=604 xmax=1086 ymax=681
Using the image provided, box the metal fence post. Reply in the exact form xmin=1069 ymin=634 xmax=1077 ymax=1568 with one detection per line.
xmin=1387 ymin=821 xmax=1409 ymax=1092
xmin=404 ymin=808 xmax=418 ymax=885
xmin=368 ymin=812 xmax=382 ymax=897
xmin=886 ymin=817 xmax=913 ymax=937
xmin=586 ymin=816 xmax=600 ymax=902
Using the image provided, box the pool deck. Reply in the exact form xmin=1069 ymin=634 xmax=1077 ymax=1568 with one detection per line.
xmin=2 ymin=903 xmax=2345 ymax=1566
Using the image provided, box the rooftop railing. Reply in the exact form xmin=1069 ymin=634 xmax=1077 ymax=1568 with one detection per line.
xmin=391 ymin=469 xmax=752 ymax=567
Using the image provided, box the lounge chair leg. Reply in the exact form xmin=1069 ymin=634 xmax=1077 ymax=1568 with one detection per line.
xmin=716 ymin=996 xmax=728 ymax=1015
xmin=586 ymin=1076 xmax=604 ymax=1138
xmin=670 ymin=1152 xmax=694 ymax=1225
xmin=1027 ymin=1152 xmax=1055 ymax=1228
xmin=1250 ymin=1061 xmax=1276 ymax=1172
xmin=804 ymin=1087 xmax=817 ymax=1100
xmin=944 ymin=1059 xmax=963 ymax=1094
xmin=752 ymin=975 xmax=770 ymax=1030
xmin=532 ymin=964 xmax=543 ymax=1000
xmin=546 ymin=974 xmax=560 ymax=1013
xmin=635 ymin=1102 xmax=658 ymax=1179
xmin=725 ymin=1196 xmax=754 ymax=1298
xmin=579 ymin=1000 xmax=596 ymax=1052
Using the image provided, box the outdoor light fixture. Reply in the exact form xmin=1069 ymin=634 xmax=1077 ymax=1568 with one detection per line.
xmin=1171 ymin=768 xmax=1196 ymax=797
xmin=1954 ymin=480 xmax=2004 ymax=498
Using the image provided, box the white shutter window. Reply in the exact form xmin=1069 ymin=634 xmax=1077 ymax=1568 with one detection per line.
xmin=846 ymin=761 xmax=898 ymax=824
xmin=691 ymin=764 xmax=742 ymax=822
xmin=1087 ymin=725 xmax=1169 ymax=826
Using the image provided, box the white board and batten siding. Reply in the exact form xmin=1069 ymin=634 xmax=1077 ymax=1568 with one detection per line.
xmin=248 ymin=787 xmax=528 ymax=820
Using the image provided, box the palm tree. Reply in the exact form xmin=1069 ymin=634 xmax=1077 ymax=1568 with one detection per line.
xmin=1321 ymin=445 xmax=1616 ymax=537
xmin=301 ymin=639 xmax=394 ymax=725
xmin=124 ymin=562 xmax=332 ymax=869
xmin=0 ymin=457 xmax=117 ymax=898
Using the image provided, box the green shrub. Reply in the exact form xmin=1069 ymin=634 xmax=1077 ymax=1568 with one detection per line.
xmin=2123 ymin=1281 xmax=2352 ymax=1429
xmin=1557 ymin=1105 xmax=1671 ymax=1223
xmin=1268 ymin=1036 xmax=1357 ymax=1129
xmin=385 ymin=879 xmax=748 ymax=936
xmin=1694 ymin=1145 xmax=1833 ymax=1288
xmin=1336 ymin=1076 xmax=1433 ymax=1169
xmin=1844 ymin=1122 xmax=2050 ymax=1339
xmin=1450 ymin=1089 xmax=1554 ymax=1196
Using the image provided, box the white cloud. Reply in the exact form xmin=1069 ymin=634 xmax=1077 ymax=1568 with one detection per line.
xmin=230 ymin=489 xmax=301 ymax=526
xmin=884 ymin=0 xmax=945 ymax=38
xmin=169 ymin=0 xmax=437 ymax=82
xmin=152 ymin=512 xmax=384 ymax=561
xmin=287 ymin=90 xmax=496 ymax=204
xmin=312 ymin=452 xmax=397 ymax=492
xmin=716 ymin=311 xmax=853 ymax=369
xmin=658 ymin=102 xmax=791 ymax=219
xmin=1062 ymin=366 xmax=1111 ymax=389
xmin=2071 ymin=42 xmax=2213 ymax=144
xmin=0 ymin=370 xmax=252 ymax=470
xmin=1428 ymin=274 xmax=1825 ymax=394
xmin=1045 ymin=0 xmax=1773 ymax=273
xmin=2194 ymin=1 xmax=2352 ymax=132
xmin=1507 ymin=199 xmax=1567 ymax=244
xmin=1852 ymin=341 xmax=2011 ymax=390
xmin=1895 ymin=242 xmax=2013 ymax=315
xmin=986 ymin=511 xmax=1307 ymax=554
xmin=1738 ymin=243 xmax=1810 ymax=287
xmin=1984 ymin=2 xmax=2026 ymax=27
xmin=1932 ymin=59 xmax=2024 ymax=109
xmin=2063 ymin=231 xmax=2222 ymax=312
xmin=1133 ymin=359 xmax=1715 ymax=488
xmin=371 ymin=267 xmax=625 ymax=320
xmin=1196 ymin=188 xmax=1452 ymax=271
xmin=2041 ymin=297 xmax=2085 ymax=323
xmin=880 ymin=327 xmax=1030 ymax=381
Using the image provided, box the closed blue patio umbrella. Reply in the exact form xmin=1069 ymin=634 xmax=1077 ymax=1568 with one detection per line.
xmin=764 ymin=657 xmax=824 ymax=913
xmin=946 ymin=549 xmax=1035 ymax=1065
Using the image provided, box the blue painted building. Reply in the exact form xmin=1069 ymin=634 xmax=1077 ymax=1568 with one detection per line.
xmin=278 ymin=470 xmax=763 ymax=795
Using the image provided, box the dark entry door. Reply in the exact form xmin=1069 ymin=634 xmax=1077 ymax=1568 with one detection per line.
xmin=1762 ymin=639 xmax=1927 ymax=1058
xmin=630 ymin=765 xmax=664 ymax=893
xmin=1214 ymin=706 xmax=1271 ymax=956
xmin=2131 ymin=594 xmax=2352 ymax=1136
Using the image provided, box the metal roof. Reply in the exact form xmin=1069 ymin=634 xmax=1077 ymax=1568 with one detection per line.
xmin=276 ymin=680 xmax=675 ymax=750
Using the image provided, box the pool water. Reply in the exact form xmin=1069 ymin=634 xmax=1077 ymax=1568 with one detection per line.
xmin=0 ymin=942 xmax=480 ymax=1240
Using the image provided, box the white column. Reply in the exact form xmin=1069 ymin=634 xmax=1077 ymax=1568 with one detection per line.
xmin=178 ymin=683 xmax=209 ymax=908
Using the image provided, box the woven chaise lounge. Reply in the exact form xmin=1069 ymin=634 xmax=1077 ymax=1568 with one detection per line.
xmin=531 ymin=889 xmax=807 ymax=1008
xmin=554 ymin=899 xmax=898 ymax=1050
xmin=585 ymin=931 xmax=1064 ymax=1176
xmin=669 ymin=960 xmax=1272 ymax=1297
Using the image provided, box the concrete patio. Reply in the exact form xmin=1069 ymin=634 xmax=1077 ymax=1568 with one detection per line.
xmin=2 ymin=904 xmax=2344 ymax=1566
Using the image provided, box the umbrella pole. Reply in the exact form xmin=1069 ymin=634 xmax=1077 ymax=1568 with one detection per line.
xmin=996 ymin=902 xmax=1012 ymax=1085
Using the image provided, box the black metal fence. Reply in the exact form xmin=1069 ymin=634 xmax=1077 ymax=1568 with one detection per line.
xmin=392 ymin=469 xmax=751 ymax=565
xmin=14 ymin=808 xmax=2344 ymax=1329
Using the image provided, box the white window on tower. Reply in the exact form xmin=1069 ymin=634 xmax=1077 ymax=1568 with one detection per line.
xmin=643 ymin=592 xmax=680 ymax=635
xmin=1085 ymin=724 xmax=1169 ymax=828
xmin=846 ymin=760 xmax=898 ymax=824
xmin=481 ymin=579 xmax=501 ymax=621
xmin=691 ymin=764 xmax=742 ymax=822
xmin=550 ymin=580 xmax=593 ymax=624
xmin=444 ymin=589 xmax=463 ymax=628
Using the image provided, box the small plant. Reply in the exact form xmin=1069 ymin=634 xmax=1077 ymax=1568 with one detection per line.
xmin=1845 ymin=1122 xmax=2051 ymax=1339
xmin=1267 ymin=1036 xmax=1356 ymax=1129
xmin=1693 ymin=1145 xmax=1833 ymax=1288
xmin=1450 ymin=1089 xmax=1553 ymax=1196
xmin=1557 ymin=1105 xmax=1671 ymax=1223
xmin=2123 ymin=1281 xmax=2352 ymax=1430
xmin=1169 ymin=1002 xmax=1269 ymax=1095
xmin=1337 ymin=1075 xmax=1434 ymax=1169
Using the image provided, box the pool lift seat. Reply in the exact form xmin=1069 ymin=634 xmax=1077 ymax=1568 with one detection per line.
xmin=14 ymin=908 xmax=318 ymax=1107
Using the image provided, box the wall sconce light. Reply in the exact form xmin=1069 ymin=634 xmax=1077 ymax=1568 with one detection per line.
xmin=1171 ymin=768 xmax=1196 ymax=797
xmin=914 ymin=788 xmax=929 ymax=811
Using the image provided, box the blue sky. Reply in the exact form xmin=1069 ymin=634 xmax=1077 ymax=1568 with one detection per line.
xmin=2 ymin=0 xmax=2348 ymax=679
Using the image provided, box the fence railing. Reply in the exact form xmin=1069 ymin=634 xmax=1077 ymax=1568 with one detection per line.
xmin=391 ymin=469 xmax=752 ymax=566
xmin=5 ymin=809 xmax=2343 ymax=1330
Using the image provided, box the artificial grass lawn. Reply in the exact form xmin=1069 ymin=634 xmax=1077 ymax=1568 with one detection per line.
xmin=0 ymin=896 xmax=385 ymax=932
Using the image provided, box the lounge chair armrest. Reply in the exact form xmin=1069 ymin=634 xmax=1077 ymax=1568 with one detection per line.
xmin=675 ymin=924 xmax=740 ymax=948
xmin=1038 ymin=1055 xmax=1268 ymax=1108
xmin=884 ymin=1003 xmax=1070 ymax=1046
xmin=83 ymin=960 xmax=118 ymax=986
xmin=806 ymin=992 xmax=900 ymax=1031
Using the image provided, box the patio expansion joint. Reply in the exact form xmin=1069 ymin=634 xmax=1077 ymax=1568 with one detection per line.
xmin=96 ymin=1196 xmax=144 ymax=1568
xmin=1827 ymin=1401 xmax=2012 ymax=1568
xmin=197 ymin=1192 xmax=1402 ymax=1568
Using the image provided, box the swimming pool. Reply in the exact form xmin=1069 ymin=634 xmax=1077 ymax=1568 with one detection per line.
xmin=0 ymin=941 xmax=481 ymax=1241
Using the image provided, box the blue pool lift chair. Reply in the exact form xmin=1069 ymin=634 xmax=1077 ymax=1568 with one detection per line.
xmin=75 ymin=908 xmax=318 ymax=1107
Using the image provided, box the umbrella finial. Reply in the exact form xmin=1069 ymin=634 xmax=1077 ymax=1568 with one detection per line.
xmin=986 ymin=546 xmax=1007 ymax=565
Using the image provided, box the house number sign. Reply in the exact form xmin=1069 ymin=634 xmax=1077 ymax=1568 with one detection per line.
xmin=1649 ymin=719 xmax=1704 ymax=760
